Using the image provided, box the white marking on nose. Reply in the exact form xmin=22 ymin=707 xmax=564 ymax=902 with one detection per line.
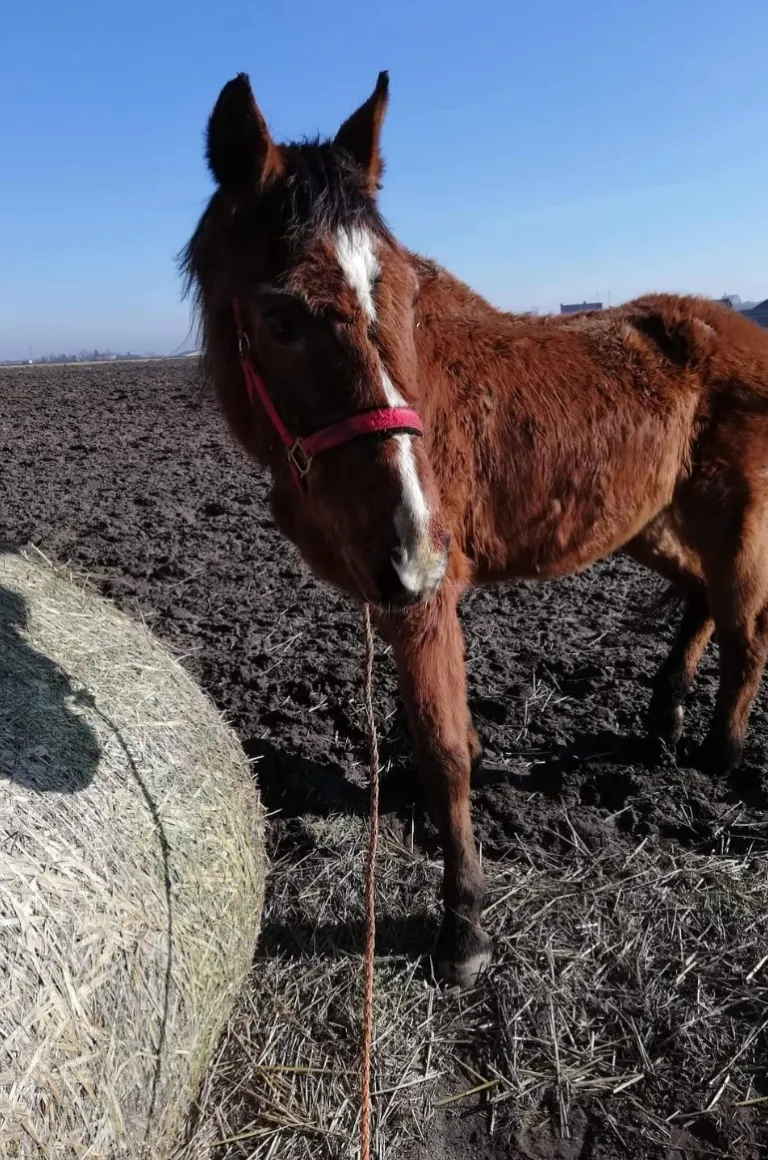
xmin=380 ymin=370 xmax=442 ymax=595
xmin=334 ymin=226 xmax=379 ymax=321
xmin=381 ymin=371 xmax=427 ymax=532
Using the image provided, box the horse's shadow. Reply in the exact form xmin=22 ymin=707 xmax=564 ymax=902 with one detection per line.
xmin=248 ymin=714 xmax=768 ymax=905
xmin=473 ymin=729 xmax=651 ymax=794
xmin=257 ymin=912 xmax=438 ymax=962
xmin=243 ymin=735 xmax=438 ymax=960
xmin=0 ymin=581 xmax=101 ymax=792
xmin=247 ymin=729 xmax=659 ymax=961
xmin=244 ymin=727 xmax=642 ymax=832
xmin=244 ymin=734 xmax=419 ymax=820
xmin=246 ymin=721 xmax=768 ymax=963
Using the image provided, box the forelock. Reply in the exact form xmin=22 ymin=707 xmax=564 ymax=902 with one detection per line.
xmin=255 ymin=138 xmax=392 ymax=245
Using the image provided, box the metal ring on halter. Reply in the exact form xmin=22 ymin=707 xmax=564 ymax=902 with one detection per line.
xmin=238 ymin=331 xmax=250 ymax=358
xmin=287 ymin=439 xmax=312 ymax=478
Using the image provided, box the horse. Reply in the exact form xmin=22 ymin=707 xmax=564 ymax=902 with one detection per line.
xmin=181 ymin=70 xmax=768 ymax=989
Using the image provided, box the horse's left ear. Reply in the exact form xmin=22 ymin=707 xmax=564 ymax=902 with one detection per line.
xmin=206 ymin=73 xmax=283 ymax=191
xmin=333 ymin=70 xmax=389 ymax=194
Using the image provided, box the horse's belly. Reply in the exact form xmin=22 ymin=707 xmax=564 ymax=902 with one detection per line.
xmin=472 ymin=458 xmax=678 ymax=583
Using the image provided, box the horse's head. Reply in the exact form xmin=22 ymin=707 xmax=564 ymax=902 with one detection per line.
xmin=183 ymin=72 xmax=449 ymax=610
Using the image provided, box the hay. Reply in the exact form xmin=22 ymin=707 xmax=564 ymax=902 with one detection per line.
xmin=177 ymin=807 xmax=768 ymax=1158
xmin=0 ymin=548 xmax=266 ymax=1159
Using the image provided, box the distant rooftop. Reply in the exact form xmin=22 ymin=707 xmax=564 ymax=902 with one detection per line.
xmin=560 ymin=301 xmax=603 ymax=314
xmin=740 ymin=298 xmax=768 ymax=328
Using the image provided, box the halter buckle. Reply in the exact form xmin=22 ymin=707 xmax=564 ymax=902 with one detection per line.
xmin=287 ymin=439 xmax=312 ymax=478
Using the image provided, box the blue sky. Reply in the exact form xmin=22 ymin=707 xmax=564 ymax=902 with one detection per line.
xmin=1 ymin=0 xmax=767 ymax=359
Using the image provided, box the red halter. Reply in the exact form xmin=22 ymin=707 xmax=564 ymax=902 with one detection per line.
xmin=232 ymin=298 xmax=424 ymax=492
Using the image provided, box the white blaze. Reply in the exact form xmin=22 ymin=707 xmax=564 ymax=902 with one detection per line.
xmin=334 ymin=225 xmax=441 ymax=595
xmin=382 ymin=373 xmax=438 ymax=594
xmin=381 ymin=370 xmax=429 ymax=532
xmin=334 ymin=226 xmax=379 ymax=321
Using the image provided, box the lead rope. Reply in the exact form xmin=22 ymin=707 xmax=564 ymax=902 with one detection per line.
xmin=360 ymin=604 xmax=380 ymax=1160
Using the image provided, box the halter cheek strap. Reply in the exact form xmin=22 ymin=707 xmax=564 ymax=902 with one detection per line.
xmin=232 ymin=297 xmax=424 ymax=492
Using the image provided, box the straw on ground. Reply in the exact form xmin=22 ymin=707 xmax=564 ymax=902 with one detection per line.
xmin=177 ymin=788 xmax=768 ymax=1158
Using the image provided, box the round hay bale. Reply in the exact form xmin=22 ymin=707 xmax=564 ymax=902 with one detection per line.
xmin=0 ymin=548 xmax=266 ymax=1159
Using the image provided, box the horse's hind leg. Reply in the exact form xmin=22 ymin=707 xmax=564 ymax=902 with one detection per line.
xmin=377 ymin=587 xmax=491 ymax=989
xmin=625 ymin=518 xmax=713 ymax=746
xmin=692 ymin=494 xmax=768 ymax=774
xmin=649 ymin=598 xmax=713 ymax=746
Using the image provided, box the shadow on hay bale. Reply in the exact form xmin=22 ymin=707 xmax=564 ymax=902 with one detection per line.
xmin=0 ymin=549 xmax=266 ymax=1160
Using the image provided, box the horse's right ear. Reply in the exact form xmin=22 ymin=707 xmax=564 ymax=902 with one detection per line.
xmin=334 ymin=71 xmax=389 ymax=195
xmin=205 ymin=73 xmax=283 ymax=190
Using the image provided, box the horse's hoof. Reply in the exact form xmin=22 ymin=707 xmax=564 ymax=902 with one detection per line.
xmin=433 ymin=925 xmax=492 ymax=990
xmin=647 ymin=699 xmax=684 ymax=747
xmin=695 ymin=733 xmax=743 ymax=777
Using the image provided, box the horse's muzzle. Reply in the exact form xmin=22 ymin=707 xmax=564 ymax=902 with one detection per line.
xmin=375 ymin=538 xmax=448 ymax=608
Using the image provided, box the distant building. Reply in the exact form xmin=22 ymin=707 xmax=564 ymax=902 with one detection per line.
xmin=560 ymin=301 xmax=603 ymax=314
xmin=741 ymin=298 xmax=768 ymax=329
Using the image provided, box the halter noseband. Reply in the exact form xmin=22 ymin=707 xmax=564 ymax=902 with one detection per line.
xmin=232 ymin=298 xmax=424 ymax=492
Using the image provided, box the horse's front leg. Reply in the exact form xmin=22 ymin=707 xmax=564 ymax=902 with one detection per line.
xmin=378 ymin=587 xmax=492 ymax=988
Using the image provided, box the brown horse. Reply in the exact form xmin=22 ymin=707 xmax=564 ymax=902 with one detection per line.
xmin=182 ymin=70 xmax=768 ymax=988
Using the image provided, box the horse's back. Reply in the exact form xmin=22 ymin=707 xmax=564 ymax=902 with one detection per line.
xmin=437 ymin=294 xmax=768 ymax=579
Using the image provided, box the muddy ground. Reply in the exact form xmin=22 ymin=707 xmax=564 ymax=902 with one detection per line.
xmin=2 ymin=361 xmax=766 ymax=1159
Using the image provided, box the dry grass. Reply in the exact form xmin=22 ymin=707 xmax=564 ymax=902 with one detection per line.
xmin=178 ymin=800 xmax=768 ymax=1158
xmin=0 ymin=548 xmax=266 ymax=1159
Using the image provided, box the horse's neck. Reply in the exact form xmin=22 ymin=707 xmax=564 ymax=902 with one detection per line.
xmin=413 ymin=254 xmax=518 ymax=400
xmin=413 ymin=253 xmax=495 ymax=322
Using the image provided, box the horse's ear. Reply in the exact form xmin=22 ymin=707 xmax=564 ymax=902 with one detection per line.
xmin=333 ymin=70 xmax=389 ymax=194
xmin=205 ymin=73 xmax=283 ymax=190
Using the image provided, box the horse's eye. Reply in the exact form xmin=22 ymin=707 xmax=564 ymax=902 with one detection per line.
xmin=262 ymin=305 xmax=298 ymax=345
